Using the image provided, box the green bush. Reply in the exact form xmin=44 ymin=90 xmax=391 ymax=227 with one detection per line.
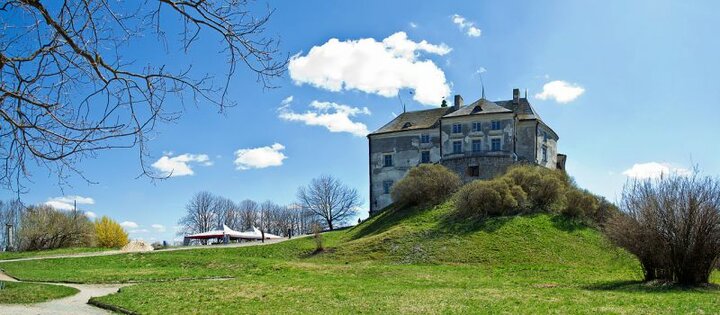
xmin=502 ymin=165 xmax=568 ymax=211
xmin=391 ymin=164 xmax=461 ymax=207
xmin=454 ymin=178 xmax=527 ymax=220
xmin=561 ymin=188 xmax=598 ymax=218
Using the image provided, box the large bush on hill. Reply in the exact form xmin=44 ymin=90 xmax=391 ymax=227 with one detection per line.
xmin=19 ymin=205 xmax=95 ymax=251
xmin=503 ymin=165 xmax=568 ymax=211
xmin=455 ymin=179 xmax=527 ymax=219
xmin=391 ymin=164 xmax=461 ymax=207
xmin=604 ymin=174 xmax=720 ymax=285
xmin=95 ymin=216 xmax=129 ymax=248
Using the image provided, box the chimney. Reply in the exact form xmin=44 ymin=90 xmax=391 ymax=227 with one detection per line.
xmin=512 ymin=88 xmax=520 ymax=104
xmin=453 ymin=94 xmax=463 ymax=110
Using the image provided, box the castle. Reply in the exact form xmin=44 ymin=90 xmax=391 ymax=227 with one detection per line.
xmin=367 ymin=88 xmax=566 ymax=215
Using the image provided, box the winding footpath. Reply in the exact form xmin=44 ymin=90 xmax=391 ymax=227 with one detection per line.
xmin=0 ymin=237 xmax=299 ymax=314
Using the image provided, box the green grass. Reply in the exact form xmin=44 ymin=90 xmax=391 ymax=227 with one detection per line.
xmin=0 ymin=282 xmax=78 ymax=304
xmin=0 ymin=247 xmax=113 ymax=261
xmin=2 ymin=201 xmax=720 ymax=313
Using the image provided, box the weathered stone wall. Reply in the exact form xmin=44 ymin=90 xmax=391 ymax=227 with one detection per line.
xmin=440 ymin=113 xmax=515 ymax=159
xmin=536 ymin=123 xmax=558 ymax=169
xmin=515 ymin=120 xmax=537 ymax=163
xmin=368 ymin=128 xmax=441 ymax=214
xmin=440 ymin=155 xmax=516 ymax=182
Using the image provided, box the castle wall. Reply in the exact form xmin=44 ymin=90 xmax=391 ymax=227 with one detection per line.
xmin=440 ymin=155 xmax=517 ymax=182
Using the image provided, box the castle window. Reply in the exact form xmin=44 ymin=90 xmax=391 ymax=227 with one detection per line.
xmin=491 ymin=138 xmax=502 ymax=151
xmin=452 ymin=141 xmax=462 ymax=154
xmin=402 ymin=122 xmax=413 ymax=129
xmin=420 ymin=134 xmax=430 ymax=143
xmin=383 ymin=154 xmax=393 ymax=167
xmin=467 ymin=166 xmax=480 ymax=177
xmin=382 ymin=180 xmax=393 ymax=194
xmin=472 ymin=139 xmax=482 ymax=152
xmin=542 ymin=146 xmax=548 ymax=162
xmin=491 ymin=120 xmax=501 ymax=130
xmin=471 ymin=122 xmax=482 ymax=132
xmin=421 ymin=151 xmax=430 ymax=163
xmin=452 ymin=123 xmax=462 ymax=134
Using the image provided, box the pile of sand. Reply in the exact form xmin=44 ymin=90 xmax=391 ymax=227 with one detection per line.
xmin=121 ymin=240 xmax=155 ymax=252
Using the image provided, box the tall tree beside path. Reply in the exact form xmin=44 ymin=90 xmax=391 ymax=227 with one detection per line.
xmin=178 ymin=191 xmax=217 ymax=237
xmin=297 ymin=175 xmax=361 ymax=230
xmin=0 ymin=0 xmax=288 ymax=191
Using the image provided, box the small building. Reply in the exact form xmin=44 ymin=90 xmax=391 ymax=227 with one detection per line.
xmin=367 ymin=88 xmax=565 ymax=215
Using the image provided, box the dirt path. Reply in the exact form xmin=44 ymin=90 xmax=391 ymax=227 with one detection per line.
xmin=0 ymin=236 xmax=301 ymax=263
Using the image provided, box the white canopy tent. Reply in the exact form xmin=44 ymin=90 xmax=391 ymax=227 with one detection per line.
xmin=184 ymin=225 xmax=282 ymax=245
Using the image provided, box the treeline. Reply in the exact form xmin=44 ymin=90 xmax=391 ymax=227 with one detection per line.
xmin=178 ymin=175 xmax=362 ymax=238
xmin=0 ymin=201 xmax=129 ymax=251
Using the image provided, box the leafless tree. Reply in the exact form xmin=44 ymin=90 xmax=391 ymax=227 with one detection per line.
xmin=297 ymin=175 xmax=361 ymax=230
xmin=0 ymin=0 xmax=287 ymax=191
xmin=178 ymin=191 xmax=216 ymax=238
xmin=19 ymin=204 xmax=95 ymax=251
xmin=213 ymin=196 xmax=240 ymax=230
xmin=604 ymin=173 xmax=720 ymax=285
xmin=238 ymin=198 xmax=259 ymax=230
xmin=0 ymin=199 xmax=24 ymax=250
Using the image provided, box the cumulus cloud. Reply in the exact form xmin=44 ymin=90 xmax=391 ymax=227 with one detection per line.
xmin=451 ymin=14 xmax=482 ymax=37
xmin=151 ymin=224 xmax=166 ymax=233
xmin=120 ymin=221 xmax=139 ymax=229
xmin=234 ymin=143 xmax=287 ymax=170
xmin=409 ymin=22 xmax=418 ymax=28
xmin=151 ymin=153 xmax=212 ymax=177
xmin=45 ymin=195 xmax=95 ymax=211
xmin=622 ymin=162 xmax=692 ymax=179
xmin=279 ymin=100 xmax=370 ymax=136
xmin=288 ymin=31 xmax=451 ymax=105
xmin=535 ymin=80 xmax=585 ymax=103
xmin=85 ymin=211 xmax=97 ymax=219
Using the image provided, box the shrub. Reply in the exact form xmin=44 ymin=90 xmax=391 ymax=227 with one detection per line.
xmin=561 ymin=188 xmax=598 ymax=218
xmin=391 ymin=164 xmax=461 ymax=207
xmin=502 ymin=165 xmax=568 ymax=211
xmin=19 ymin=205 xmax=95 ymax=251
xmin=604 ymin=174 xmax=720 ymax=285
xmin=94 ymin=216 xmax=129 ymax=248
xmin=454 ymin=178 xmax=527 ymax=220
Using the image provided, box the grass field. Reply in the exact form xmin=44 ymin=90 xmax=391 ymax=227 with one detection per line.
xmin=1 ymin=202 xmax=719 ymax=313
xmin=0 ymin=282 xmax=78 ymax=304
xmin=0 ymin=247 xmax=113 ymax=261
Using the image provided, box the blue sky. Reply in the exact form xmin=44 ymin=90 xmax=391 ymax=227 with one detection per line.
xmin=3 ymin=0 xmax=720 ymax=243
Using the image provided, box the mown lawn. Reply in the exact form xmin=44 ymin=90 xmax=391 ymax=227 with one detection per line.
xmin=2 ymin=203 xmax=720 ymax=313
xmin=0 ymin=282 xmax=78 ymax=304
xmin=0 ymin=247 xmax=113 ymax=261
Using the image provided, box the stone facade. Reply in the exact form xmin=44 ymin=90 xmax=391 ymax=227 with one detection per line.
xmin=367 ymin=89 xmax=563 ymax=215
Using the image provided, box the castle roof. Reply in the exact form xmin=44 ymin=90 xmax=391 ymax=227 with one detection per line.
xmin=369 ymin=107 xmax=452 ymax=136
xmin=443 ymin=98 xmax=513 ymax=117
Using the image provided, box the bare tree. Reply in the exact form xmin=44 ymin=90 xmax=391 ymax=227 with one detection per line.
xmin=0 ymin=199 xmax=23 ymax=250
xmin=0 ymin=0 xmax=287 ymax=191
xmin=604 ymin=173 xmax=720 ymax=285
xmin=213 ymin=196 xmax=240 ymax=230
xmin=297 ymin=175 xmax=361 ymax=230
xmin=238 ymin=199 xmax=259 ymax=231
xmin=178 ymin=191 xmax=216 ymax=239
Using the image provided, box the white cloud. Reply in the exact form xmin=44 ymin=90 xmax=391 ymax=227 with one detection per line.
xmin=535 ymin=80 xmax=585 ymax=103
xmin=409 ymin=22 xmax=418 ymax=28
xmin=129 ymin=229 xmax=149 ymax=234
xmin=151 ymin=153 xmax=212 ymax=177
xmin=451 ymin=14 xmax=482 ymax=37
xmin=85 ymin=211 xmax=97 ymax=219
xmin=288 ymin=31 xmax=451 ymax=106
xmin=45 ymin=195 xmax=95 ymax=211
xmin=151 ymin=224 xmax=166 ymax=233
xmin=234 ymin=143 xmax=287 ymax=170
xmin=120 ymin=221 xmax=139 ymax=229
xmin=279 ymin=100 xmax=370 ymax=136
xmin=622 ymin=162 xmax=692 ymax=179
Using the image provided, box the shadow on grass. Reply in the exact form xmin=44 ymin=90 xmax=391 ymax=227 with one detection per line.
xmin=550 ymin=215 xmax=590 ymax=232
xmin=584 ymin=280 xmax=720 ymax=293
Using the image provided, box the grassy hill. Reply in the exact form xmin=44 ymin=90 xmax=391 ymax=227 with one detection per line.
xmin=1 ymin=201 xmax=718 ymax=314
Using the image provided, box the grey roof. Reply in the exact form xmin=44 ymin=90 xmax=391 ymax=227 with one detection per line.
xmin=443 ymin=98 xmax=513 ymax=117
xmin=369 ymin=107 xmax=452 ymax=135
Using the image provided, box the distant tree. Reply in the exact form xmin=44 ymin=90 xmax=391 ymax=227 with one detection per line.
xmin=0 ymin=199 xmax=23 ymax=250
xmin=238 ymin=199 xmax=259 ymax=231
xmin=213 ymin=197 xmax=240 ymax=230
xmin=297 ymin=175 xmax=361 ymax=230
xmin=1 ymin=1 xmax=288 ymax=192
xmin=95 ymin=216 xmax=129 ymax=248
xmin=604 ymin=173 xmax=720 ymax=285
xmin=19 ymin=205 xmax=95 ymax=251
xmin=178 ymin=191 xmax=217 ymax=237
